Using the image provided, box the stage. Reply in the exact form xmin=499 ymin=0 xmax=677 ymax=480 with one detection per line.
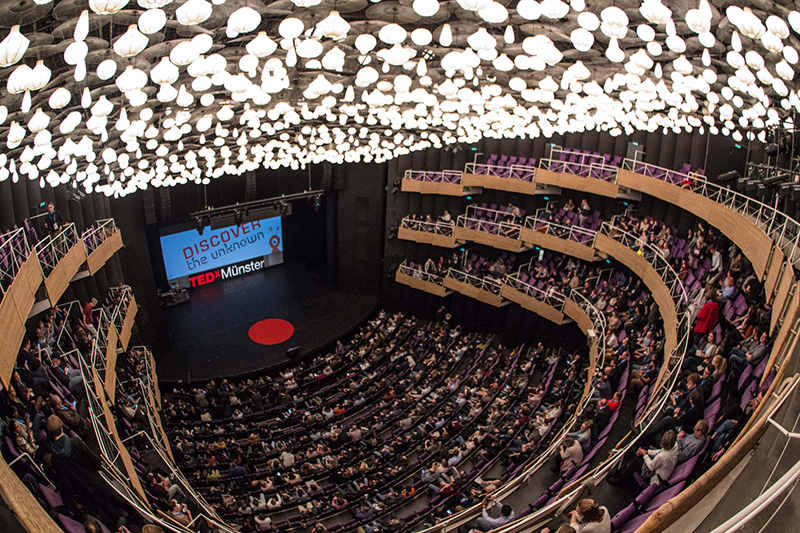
xmin=155 ymin=261 xmax=379 ymax=383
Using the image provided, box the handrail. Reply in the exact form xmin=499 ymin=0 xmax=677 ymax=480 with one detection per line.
xmin=598 ymin=223 xmax=689 ymax=307
xmin=0 ymin=227 xmax=32 ymax=297
xmin=504 ymin=273 xmax=567 ymax=312
xmin=465 ymin=204 xmax=522 ymax=221
xmin=109 ymin=286 xmax=133 ymax=333
xmin=33 ymin=222 xmax=79 ymax=278
xmin=82 ymin=218 xmax=117 ymax=254
xmin=446 ymin=267 xmax=504 ymax=295
xmin=621 ymin=158 xmax=800 ymax=268
xmin=539 ymin=147 xmax=619 ymax=183
xmin=411 ymin=224 xmax=688 ymax=533
xmin=400 ymin=216 xmax=455 ymax=237
xmin=456 ymin=214 xmax=523 ymax=241
xmin=135 ymin=381 xmax=238 ymax=532
xmin=412 ymin=272 xmax=608 ymax=533
xmin=403 ymin=169 xmax=463 ymax=184
xmin=523 ymin=216 xmax=596 ymax=244
xmin=464 ymin=161 xmax=537 ymax=182
xmin=398 ymin=260 xmax=445 ymax=285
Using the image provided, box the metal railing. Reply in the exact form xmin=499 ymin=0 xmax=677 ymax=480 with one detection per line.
xmin=109 ymin=286 xmax=133 ymax=333
xmin=0 ymin=227 xmax=32 ymax=297
xmin=464 ymin=162 xmax=537 ymax=182
xmin=403 ymin=169 xmax=463 ymax=184
xmin=412 ymin=270 xmax=608 ymax=533
xmin=398 ymin=260 xmax=445 ymax=285
xmin=622 ymin=158 xmax=800 ymax=268
xmin=523 ymin=216 xmax=596 ymax=245
xmin=446 ymin=268 xmax=504 ymax=295
xmin=504 ymin=272 xmax=567 ymax=312
xmin=457 ymin=213 xmax=523 ymax=241
xmin=77 ymin=305 xmax=240 ymax=533
xmin=539 ymin=147 xmax=619 ymax=182
xmin=412 ymin=225 xmax=689 ymax=533
xmin=82 ymin=218 xmax=117 ymax=254
xmin=34 ymin=222 xmax=79 ymax=278
xmin=400 ymin=216 xmax=455 ymax=237
xmin=599 ymin=223 xmax=689 ymax=306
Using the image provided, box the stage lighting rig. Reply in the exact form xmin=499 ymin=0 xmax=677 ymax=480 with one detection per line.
xmin=717 ymin=170 xmax=740 ymax=184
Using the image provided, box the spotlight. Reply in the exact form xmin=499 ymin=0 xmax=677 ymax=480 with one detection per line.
xmin=717 ymin=170 xmax=740 ymax=184
xmin=313 ymin=194 xmax=322 ymax=212
xmin=765 ymin=143 xmax=779 ymax=156
xmin=278 ymin=201 xmax=288 ymax=216
xmin=764 ymin=172 xmax=791 ymax=186
xmin=196 ymin=218 xmax=205 ymax=235
xmin=233 ymin=210 xmax=243 ymax=226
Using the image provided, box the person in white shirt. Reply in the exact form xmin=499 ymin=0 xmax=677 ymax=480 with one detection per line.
xmin=475 ymin=496 xmax=515 ymax=531
xmin=569 ymin=499 xmax=611 ymax=533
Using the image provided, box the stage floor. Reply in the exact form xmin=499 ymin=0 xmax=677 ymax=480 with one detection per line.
xmin=156 ymin=261 xmax=378 ymax=383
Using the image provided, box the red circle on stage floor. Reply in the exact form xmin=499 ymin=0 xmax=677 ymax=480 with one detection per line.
xmin=248 ymin=319 xmax=294 ymax=345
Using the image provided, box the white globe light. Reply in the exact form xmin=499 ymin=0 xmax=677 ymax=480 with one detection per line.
xmin=413 ymin=0 xmax=439 ymax=17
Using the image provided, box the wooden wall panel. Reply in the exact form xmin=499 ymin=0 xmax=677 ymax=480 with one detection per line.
xmin=0 ymin=455 xmax=62 ymax=533
xmin=462 ymin=173 xmax=540 ymax=196
xmin=535 ymin=168 xmax=619 ymax=198
xmin=397 ymin=226 xmax=457 ymax=248
xmin=454 ymin=226 xmax=526 ymax=252
xmin=519 ymin=227 xmax=596 ymax=261
xmin=0 ymin=254 xmax=43 ymax=388
xmin=616 ymin=169 xmax=772 ymax=278
xmin=395 ymin=270 xmax=448 ymax=297
xmin=594 ymin=233 xmax=679 ymax=389
xmin=92 ymin=367 xmax=147 ymax=503
xmin=761 ymin=282 xmax=799 ymax=386
xmin=500 ymin=284 xmax=564 ymax=325
xmin=443 ymin=276 xmax=503 ymax=307
xmin=86 ymin=229 xmax=123 ymax=275
xmin=771 ymin=267 xmax=795 ymax=333
xmin=104 ymin=324 xmax=119 ymax=402
xmin=44 ymin=243 xmax=87 ymax=304
xmin=119 ymin=295 xmax=137 ymax=350
xmin=563 ymin=299 xmax=594 ymax=333
xmin=764 ymin=247 xmax=784 ymax=303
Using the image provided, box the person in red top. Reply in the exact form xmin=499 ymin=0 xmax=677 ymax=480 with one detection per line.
xmin=693 ymin=285 xmax=720 ymax=348
xmin=82 ymin=298 xmax=98 ymax=335
xmin=607 ymin=391 xmax=622 ymax=412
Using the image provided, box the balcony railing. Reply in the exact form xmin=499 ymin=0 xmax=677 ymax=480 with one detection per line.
xmin=622 ymin=158 xmax=800 ymax=268
xmin=400 ymin=216 xmax=455 ymax=237
xmin=34 ymin=222 xmax=79 ymax=278
xmin=539 ymin=147 xmax=619 ymax=182
xmin=0 ymin=227 xmax=32 ymax=298
xmin=457 ymin=213 xmax=523 ymax=241
xmin=446 ymin=268 xmax=504 ymax=295
xmin=403 ymin=169 xmax=463 ymax=184
xmin=464 ymin=162 xmax=537 ymax=182
xmin=523 ymin=216 xmax=596 ymax=245
xmin=504 ymin=272 xmax=567 ymax=312
xmin=82 ymin=218 xmax=118 ymax=254
xmin=398 ymin=260 xmax=445 ymax=286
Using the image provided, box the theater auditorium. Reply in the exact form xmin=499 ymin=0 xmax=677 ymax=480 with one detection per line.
xmin=0 ymin=1 xmax=799 ymax=533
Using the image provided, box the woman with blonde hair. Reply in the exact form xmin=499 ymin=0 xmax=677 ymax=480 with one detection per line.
xmin=569 ymin=499 xmax=610 ymax=533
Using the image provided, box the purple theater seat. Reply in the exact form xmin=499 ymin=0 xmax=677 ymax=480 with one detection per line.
xmin=667 ymin=456 xmax=699 ymax=485
xmin=621 ymin=511 xmax=653 ymax=533
xmin=611 ymin=502 xmax=636 ymax=530
xmin=634 ymin=484 xmax=660 ymax=508
xmin=644 ymin=481 xmax=686 ymax=512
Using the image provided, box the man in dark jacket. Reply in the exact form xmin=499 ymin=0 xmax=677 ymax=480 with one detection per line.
xmin=46 ymin=415 xmax=127 ymax=526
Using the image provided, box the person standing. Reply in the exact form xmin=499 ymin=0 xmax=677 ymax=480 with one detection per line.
xmin=43 ymin=201 xmax=67 ymax=255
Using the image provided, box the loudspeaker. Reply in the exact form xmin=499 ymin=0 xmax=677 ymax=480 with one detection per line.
xmin=286 ymin=346 xmax=301 ymax=359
